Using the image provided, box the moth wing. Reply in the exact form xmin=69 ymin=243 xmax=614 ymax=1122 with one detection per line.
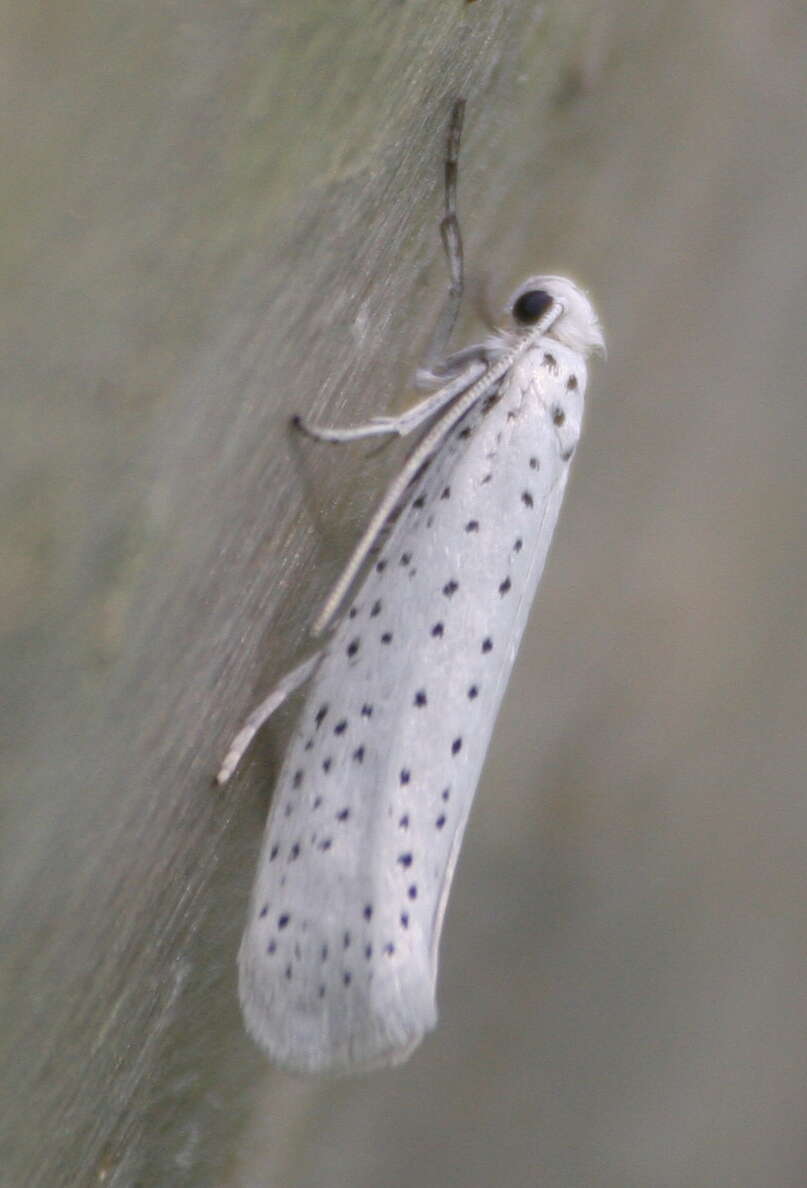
xmin=239 ymin=347 xmax=586 ymax=1074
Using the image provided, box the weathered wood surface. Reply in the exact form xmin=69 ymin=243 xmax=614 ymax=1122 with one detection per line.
xmin=2 ymin=1 xmax=806 ymax=1185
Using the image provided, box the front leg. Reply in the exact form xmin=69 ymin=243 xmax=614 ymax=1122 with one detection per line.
xmin=291 ymin=359 xmax=486 ymax=444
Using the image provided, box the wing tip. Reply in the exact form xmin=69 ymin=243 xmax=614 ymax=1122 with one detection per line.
xmin=238 ymin=934 xmax=438 ymax=1075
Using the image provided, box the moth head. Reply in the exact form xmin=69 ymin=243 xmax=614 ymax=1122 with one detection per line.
xmin=507 ymin=276 xmax=605 ymax=357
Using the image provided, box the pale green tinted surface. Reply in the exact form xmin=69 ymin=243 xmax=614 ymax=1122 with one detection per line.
xmin=2 ymin=1 xmax=807 ymax=1186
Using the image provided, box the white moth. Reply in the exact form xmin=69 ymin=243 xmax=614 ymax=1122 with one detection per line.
xmin=218 ymin=101 xmax=604 ymax=1075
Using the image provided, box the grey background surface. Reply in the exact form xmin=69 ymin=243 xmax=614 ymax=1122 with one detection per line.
xmin=2 ymin=1 xmax=806 ymax=1185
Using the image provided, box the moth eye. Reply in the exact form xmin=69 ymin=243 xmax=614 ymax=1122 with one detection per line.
xmin=512 ymin=289 xmax=553 ymax=325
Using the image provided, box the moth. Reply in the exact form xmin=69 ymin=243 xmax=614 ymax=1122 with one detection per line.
xmin=218 ymin=100 xmax=604 ymax=1074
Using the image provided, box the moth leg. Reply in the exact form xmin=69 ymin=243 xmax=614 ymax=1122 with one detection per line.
xmin=291 ymin=360 xmax=486 ymax=444
xmin=216 ymin=653 xmax=322 ymax=786
xmin=420 ymin=97 xmax=466 ymax=376
xmin=291 ymin=413 xmax=403 ymax=444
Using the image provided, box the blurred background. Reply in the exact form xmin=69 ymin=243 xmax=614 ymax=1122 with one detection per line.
xmin=2 ymin=1 xmax=806 ymax=1185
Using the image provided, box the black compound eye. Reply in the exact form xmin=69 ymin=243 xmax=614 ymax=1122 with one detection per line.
xmin=512 ymin=289 xmax=553 ymax=325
